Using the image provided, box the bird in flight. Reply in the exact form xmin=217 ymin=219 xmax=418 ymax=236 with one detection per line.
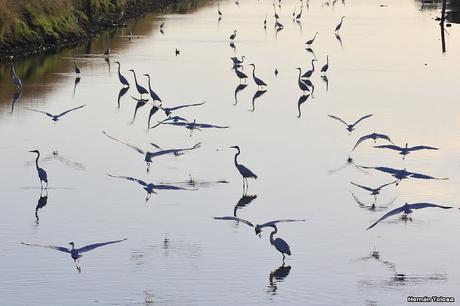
xmin=360 ymin=166 xmax=448 ymax=185
xmin=328 ymin=114 xmax=373 ymax=133
xmin=213 ymin=216 xmax=305 ymax=235
xmin=374 ymin=143 xmax=438 ymax=158
xmin=161 ymin=101 xmax=206 ymax=116
xmin=25 ymin=105 xmax=86 ymax=122
xmin=21 ymin=238 xmax=127 ymax=272
xmin=107 ymin=174 xmax=193 ymax=202
xmin=350 ymin=181 xmax=397 ymax=200
xmin=352 ymin=133 xmax=393 ymax=151
xmin=158 ymin=119 xmax=229 ymax=136
xmin=366 ymin=202 xmax=453 ymax=230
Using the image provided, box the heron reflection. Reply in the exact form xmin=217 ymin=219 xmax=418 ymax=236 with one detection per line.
xmin=267 ymin=264 xmax=292 ymax=294
xmin=250 ymin=89 xmax=267 ymax=112
xmin=234 ymin=83 xmax=248 ymax=105
xmin=233 ymin=194 xmax=257 ymax=217
xmin=35 ymin=190 xmax=48 ymax=224
xmin=297 ymin=94 xmax=310 ymax=118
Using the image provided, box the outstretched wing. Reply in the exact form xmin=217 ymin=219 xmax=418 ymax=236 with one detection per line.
xmin=106 ymin=174 xmax=148 ymax=187
xmin=373 ymin=133 xmax=393 ymax=143
xmin=408 ymin=171 xmax=447 ymax=180
xmin=167 ymin=101 xmax=207 ymax=112
xmin=408 ymin=145 xmax=439 ymax=152
xmin=408 ymin=203 xmax=453 ymax=210
xmin=194 ymin=123 xmax=229 ymax=129
xmin=56 ymin=104 xmax=86 ymax=118
xmin=152 ymin=184 xmax=191 ymax=191
xmin=213 ymin=216 xmax=254 ymax=227
xmin=102 ymin=131 xmax=145 ymax=155
xmin=366 ymin=206 xmax=406 ymax=230
xmin=377 ymin=180 xmax=398 ymax=190
xmin=25 ymin=107 xmax=53 ymax=118
xmin=352 ymin=114 xmax=373 ymax=127
xmin=78 ymin=238 xmax=127 ymax=253
xmin=350 ymin=182 xmax=374 ymax=192
xmin=352 ymin=134 xmax=373 ymax=151
xmin=21 ymin=242 xmax=70 ymax=253
xmin=258 ymin=219 xmax=306 ymax=229
xmin=372 ymin=166 xmax=401 ymax=175
xmin=374 ymin=145 xmax=404 ymax=151
xmin=328 ymin=114 xmax=348 ymax=126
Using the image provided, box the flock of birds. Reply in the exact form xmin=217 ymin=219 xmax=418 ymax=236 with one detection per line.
xmin=6 ymin=0 xmax=456 ymax=277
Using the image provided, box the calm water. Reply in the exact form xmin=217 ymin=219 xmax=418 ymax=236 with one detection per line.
xmin=1 ymin=0 xmax=460 ymax=305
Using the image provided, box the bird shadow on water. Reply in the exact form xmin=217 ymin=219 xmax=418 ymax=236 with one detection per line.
xmin=234 ymin=83 xmax=248 ymax=106
xmin=267 ymin=264 xmax=292 ymax=295
xmin=34 ymin=189 xmax=48 ymax=225
xmin=117 ymin=87 xmax=129 ymax=109
xmin=10 ymin=88 xmax=22 ymax=114
xmin=250 ymin=89 xmax=268 ymax=112
xmin=297 ymin=93 xmax=310 ymax=118
xmin=233 ymin=193 xmax=257 ymax=217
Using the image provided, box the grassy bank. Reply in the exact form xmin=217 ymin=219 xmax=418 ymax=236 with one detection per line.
xmin=0 ymin=0 xmax=187 ymax=57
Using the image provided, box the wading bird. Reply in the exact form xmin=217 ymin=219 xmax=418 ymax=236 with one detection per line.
xmin=301 ymin=59 xmax=317 ymax=79
xmin=102 ymin=131 xmax=201 ymax=172
xmin=115 ymin=61 xmax=129 ymax=87
xmin=249 ymin=64 xmax=267 ymax=89
xmin=213 ymin=216 xmax=305 ymax=235
xmin=229 ymin=30 xmax=237 ymax=40
xmin=129 ymin=69 xmax=149 ymax=99
xmin=321 ymin=56 xmax=329 ymax=75
xmin=328 ymin=114 xmax=373 ymax=133
xmin=296 ymin=68 xmax=311 ymax=94
xmin=21 ymin=238 xmax=127 ymax=272
xmin=374 ymin=143 xmax=438 ymax=158
xmin=230 ymin=146 xmax=257 ymax=191
xmin=335 ymin=16 xmax=345 ymax=33
xmin=107 ymin=174 xmax=192 ymax=202
xmin=352 ymin=133 xmax=393 ymax=151
xmin=350 ymin=181 xmax=397 ymax=200
xmin=144 ymin=74 xmax=162 ymax=103
xmin=29 ymin=150 xmax=48 ymax=189
xmin=273 ymin=3 xmax=280 ymax=19
xmin=11 ymin=62 xmax=23 ymax=91
xmin=360 ymin=166 xmax=447 ymax=185
xmin=305 ymin=32 xmax=318 ymax=45
xmin=269 ymin=225 xmax=291 ymax=264
xmin=25 ymin=105 xmax=86 ymax=122
xmin=366 ymin=203 xmax=453 ymax=229
xmin=161 ymin=101 xmax=206 ymax=116
xmin=233 ymin=194 xmax=257 ymax=216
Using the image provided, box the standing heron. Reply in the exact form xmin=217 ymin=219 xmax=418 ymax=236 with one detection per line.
xmin=29 ymin=150 xmax=48 ymax=190
xmin=129 ymin=69 xmax=149 ymax=99
xmin=328 ymin=114 xmax=373 ymax=133
xmin=144 ymin=74 xmax=162 ymax=103
xmin=11 ymin=62 xmax=23 ymax=91
xmin=115 ymin=61 xmax=129 ymax=87
xmin=230 ymin=146 xmax=257 ymax=191
xmin=321 ymin=56 xmax=329 ymax=75
xmin=305 ymin=32 xmax=318 ymax=45
xmin=269 ymin=225 xmax=291 ymax=264
xmin=72 ymin=53 xmax=81 ymax=76
xmin=296 ymin=68 xmax=310 ymax=94
xmin=301 ymin=59 xmax=317 ymax=79
xmin=360 ymin=166 xmax=448 ymax=185
xmin=335 ymin=16 xmax=345 ymax=33
xmin=229 ymin=30 xmax=237 ymax=41
xmin=21 ymin=238 xmax=127 ymax=273
xmin=249 ymin=64 xmax=267 ymax=89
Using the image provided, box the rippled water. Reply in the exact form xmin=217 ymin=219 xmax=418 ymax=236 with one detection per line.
xmin=1 ymin=0 xmax=460 ymax=305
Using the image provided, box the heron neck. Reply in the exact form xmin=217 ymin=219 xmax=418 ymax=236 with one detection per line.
xmin=252 ymin=66 xmax=256 ymax=78
xmin=35 ymin=153 xmax=40 ymax=169
xmin=132 ymin=71 xmax=138 ymax=85
xmin=311 ymin=61 xmax=315 ymax=70
xmin=234 ymin=150 xmax=240 ymax=167
xmin=270 ymin=227 xmax=278 ymax=244
xmin=297 ymin=69 xmax=302 ymax=81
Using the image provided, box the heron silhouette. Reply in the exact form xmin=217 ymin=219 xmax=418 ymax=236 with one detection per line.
xmin=21 ymin=238 xmax=127 ymax=273
xmin=159 ymin=119 xmax=229 ymax=136
xmin=328 ymin=114 xmax=373 ymax=133
xmin=230 ymin=146 xmax=257 ymax=192
xmin=35 ymin=190 xmax=48 ymax=224
xmin=129 ymin=69 xmax=148 ymax=99
xmin=296 ymin=68 xmax=311 ymax=94
xmin=234 ymin=83 xmax=248 ymax=105
xmin=229 ymin=30 xmax=237 ymax=40
xmin=11 ymin=62 xmax=23 ymax=91
xmin=305 ymin=32 xmax=318 ymax=45
xmin=360 ymin=166 xmax=448 ymax=185
xmin=161 ymin=101 xmax=206 ymax=116
xmin=115 ymin=61 xmax=129 ymax=87
xmin=366 ymin=203 xmax=453 ymax=229
xmin=234 ymin=67 xmax=248 ymax=83
xmin=269 ymin=225 xmax=291 ymax=264
xmin=143 ymin=74 xmax=162 ymax=103
xmin=352 ymin=133 xmax=393 ymax=151
xmin=29 ymin=150 xmax=48 ymax=189
xmin=213 ymin=216 xmax=305 ymax=236
xmin=321 ymin=56 xmax=329 ymax=75
xmin=301 ymin=59 xmax=317 ymax=79
xmin=249 ymin=64 xmax=267 ymax=89
xmin=374 ymin=143 xmax=438 ymax=158
xmin=25 ymin=105 xmax=86 ymax=122
xmin=335 ymin=16 xmax=345 ymax=33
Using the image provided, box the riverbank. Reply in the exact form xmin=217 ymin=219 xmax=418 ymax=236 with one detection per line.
xmin=0 ymin=0 xmax=202 ymax=59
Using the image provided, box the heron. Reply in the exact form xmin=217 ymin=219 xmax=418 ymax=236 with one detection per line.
xmin=143 ymin=74 xmax=162 ymax=103
xmin=161 ymin=100 xmax=206 ymax=116
xmin=301 ymin=78 xmax=315 ymax=98
xmin=107 ymin=174 xmax=193 ymax=202
xmin=72 ymin=53 xmax=81 ymax=76
xmin=11 ymin=62 xmax=23 ymax=91
xmin=129 ymin=69 xmax=149 ymax=99
xmin=234 ymin=67 xmax=248 ymax=83
xmin=159 ymin=119 xmax=229 ymax=136
xmin=234 ymin=83 xmax=248 ymax=105
xmin=230 ymin=146 xmax=257 ymax=191
xmin=366 ymin=202 xmax=453 ymax=230
xmin=352 ymin=133 xmax=393 ymax=151
xmin=297 ymin=93 xmax=310 ymax=118
xmin=35 ymin=190 xmax=48 ymax=224
xmin=374 ymin=143 xmax=438 ymax=158
xmin=115 ymin=61 xmax=129 ymax=87
xmin=305 ymin=32 xmax=318 ymax=45
xmin=269 ymin=225 xmax=291 ymax=264
xmin=296 ymin=68 xmax=310 ymax=94
xmin=102 ymin=131 xmax=201 ymax=172
xmin=21 ymin=238 xmax=127 ymax=273
xmin=301 ymin=59 xmax=317 ymax=79
xmin=229 ymin=30 xmax=237 ymax=41
xmin=328 ymin=114 xmax=373 ymax=133
xmin=350 ymin=181 xmax=397 ymax=200
xmin=149 ymin=115 xmax=188 ymax=129
xmin=233 ymin=194 xmax=257 ymax=216
xmin=335 ymin=16 xmax=345 ymax=33
xmin=249 ymin=64 xmax=267 ymax=89
xmin=231 ymin=56 xmax=246 ymax=66
xmin=25 ymin=105 xmax=86 ymax=122
xmin=360 ymin=166 xmax=448 ymax=185
xmin=296 ymin=6 xmax=303 ymax=19
xmin=29 ymin=150 xmax=48 ymax=189
xmin=320 ymin=55 xmax=329 ymax=75
xmin=213 ymin=216 xmax=305 ymax=235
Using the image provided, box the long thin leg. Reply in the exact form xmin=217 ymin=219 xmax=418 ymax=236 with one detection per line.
xmin=74 ymin=260 xmax=81 ymax=273
xmin=282 ymin=254 xmax=285 ymax=264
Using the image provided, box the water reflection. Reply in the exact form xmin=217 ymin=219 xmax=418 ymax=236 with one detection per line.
xmin=9 ymin=89 xmax=22 ymax=114
xmin=130 ymin=96 xmax=149 ymax=124
xmin=267 ymin=264 xmax=292 ymax=295
xmin=233 ymin=194 xmax=257 ymax=217
xmin=250 ymin=89 xmax=268 ymax=112
xmin=234 ymin=83 xmax=248 ymax=105
xmin=350 ymin=192 xmax=396 ymax=212
xmin=117 ymin=87 xmax=129 ymax=109
xmin=34 ymin=190 xmax=48 ymax=224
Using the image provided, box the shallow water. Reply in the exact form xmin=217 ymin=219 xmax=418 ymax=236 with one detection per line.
xmin=1 ymin=0 xmax=460 ymax=305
